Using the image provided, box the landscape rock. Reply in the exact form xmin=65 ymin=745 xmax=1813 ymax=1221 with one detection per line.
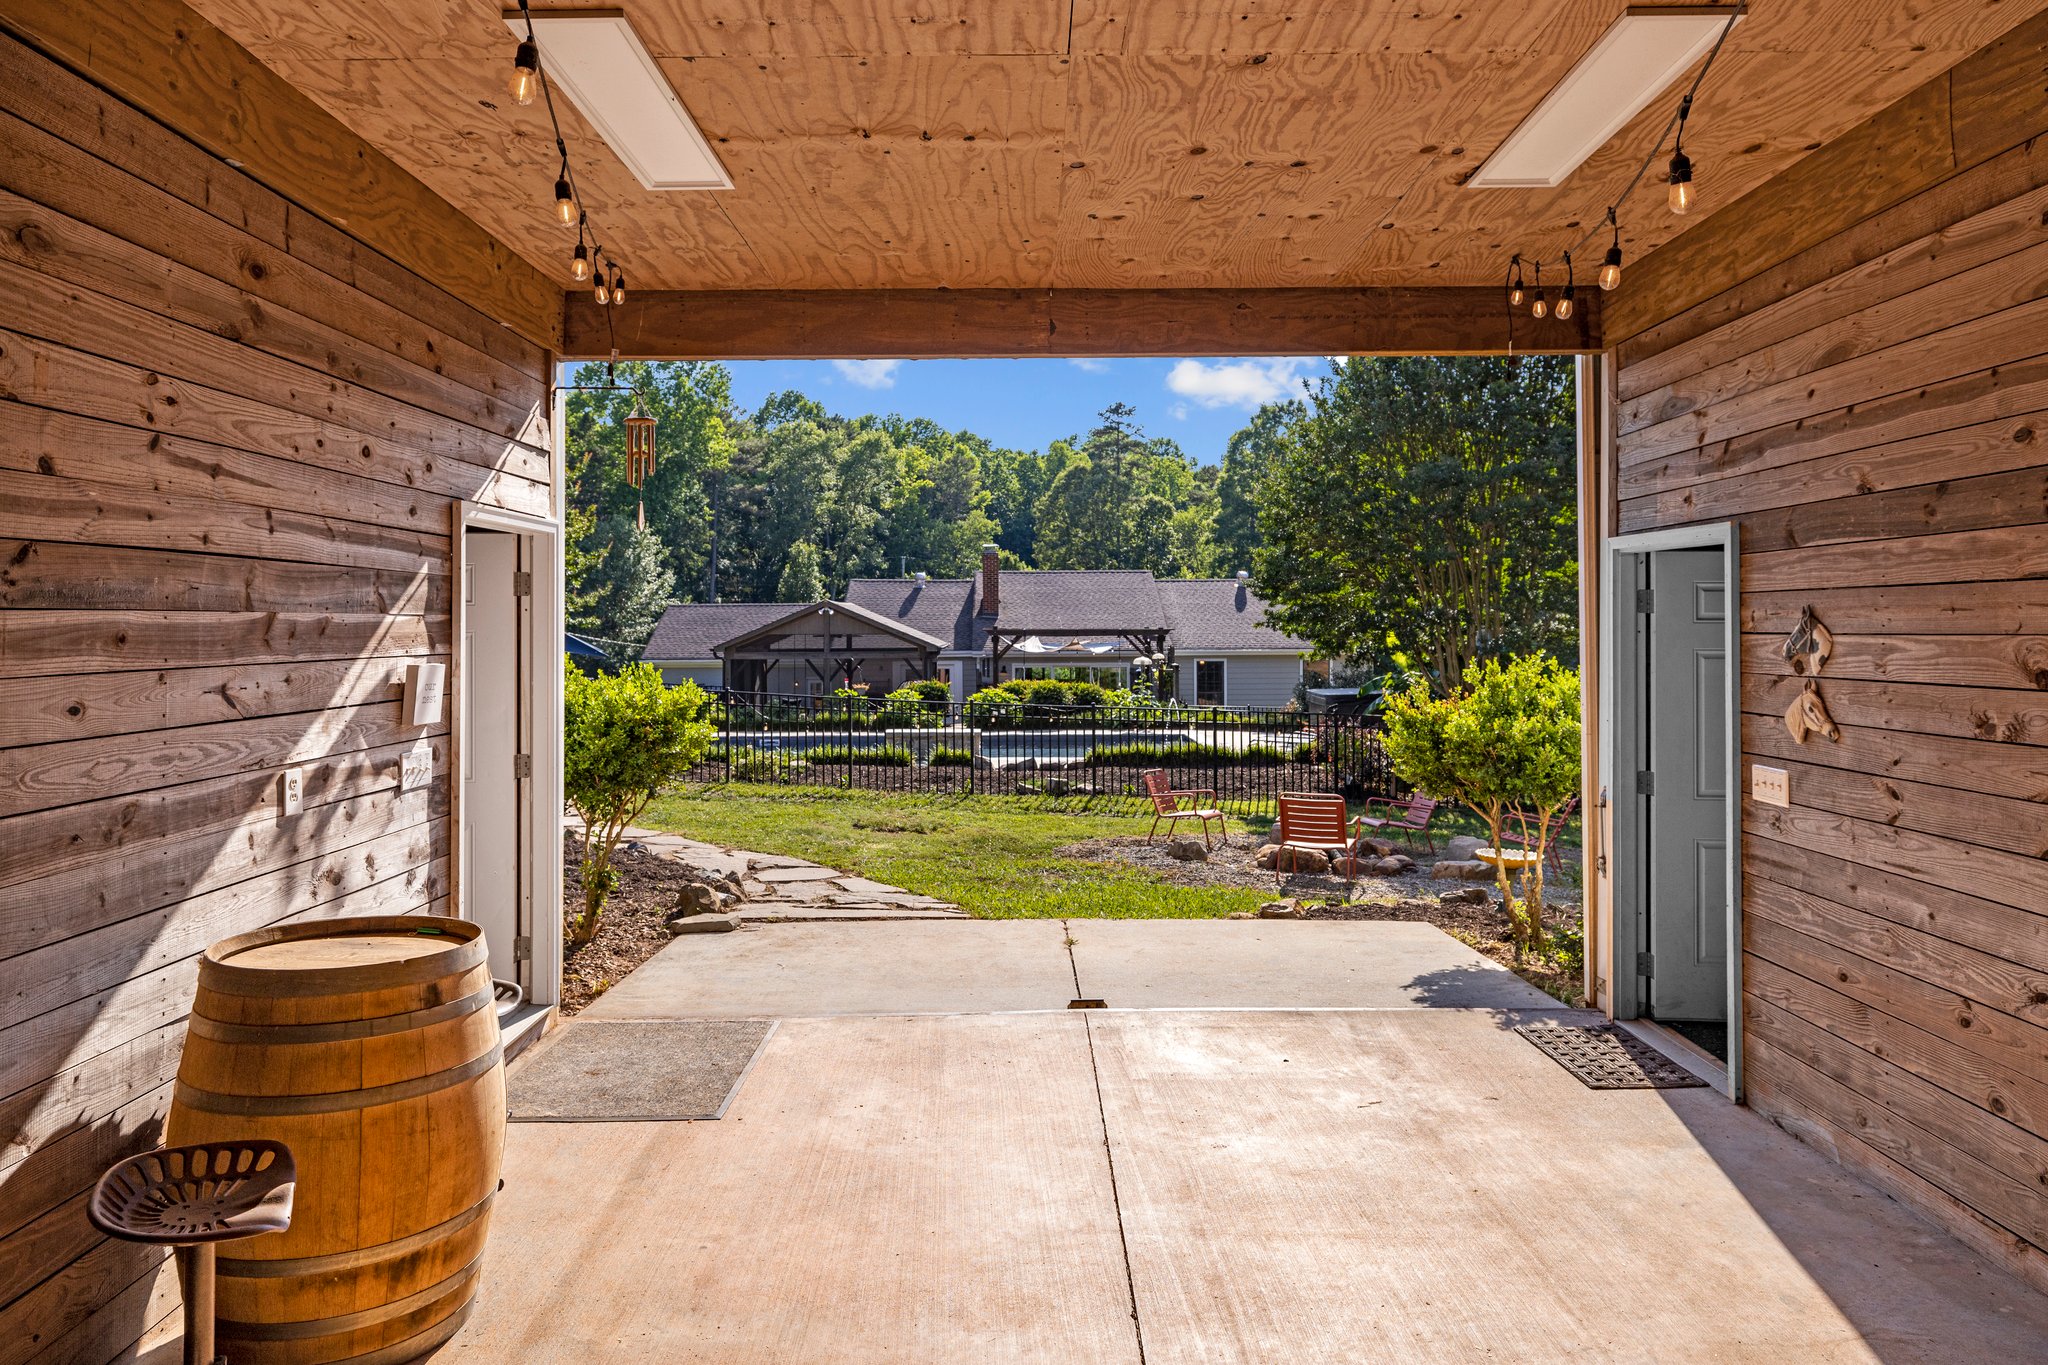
xmin=1440 ymin=886 xmax=1492 ymax=907
xmin=1257 ymin=900 xmax=1305 ymax=919
xmin=1253 ymin=844 xmax=1278 ymax=870
xmin=1043 ymin=777 xmax=1071 ymax=796
xmin=1227 ymin=910 xmax=1258 ymax=920
xmin=1444 ymin=835 xmax=1488 ymax=862
xmin=1014 ymin=781 xmax=1044 ymax=796
xmin=666 ymin=911 xmax=740 ymax=934
xmin=1358 ymin=837 xmax=1395 ymax=858
xmin=671 ymin=881 xmax=721 ymax=917
xmin=1273 ymin=847 xmax=1329 ymax=875
xmin=1431 ymin=860 xmax=1495 ymax=882
xmin=1166 ymin=838 xmax=1209 ymax=862
xmin=1372 ymin=856 xmax=1411 ymax=875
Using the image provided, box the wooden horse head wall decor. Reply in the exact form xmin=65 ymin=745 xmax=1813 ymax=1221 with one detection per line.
xmin=1782 ymin=604 xmax=1834 ymax=676
xmin=1784 ymin=680 xmax=1841 ymax=744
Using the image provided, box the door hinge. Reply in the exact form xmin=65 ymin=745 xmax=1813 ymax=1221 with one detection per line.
xmin=1635 ymin=588 xmax=1655 ymax=614
xmin=1635 ymin=769 xmax=1655 ymax=795
xmin=512 ymin=753 xmax=532 ymax=779
xmin=512 ymin=571 xmax=533 ymax=597
xmin=513 ymin=935 xmax=533 ymax=962
xmin=1636 ymin=951 xmax=1655 ymax=977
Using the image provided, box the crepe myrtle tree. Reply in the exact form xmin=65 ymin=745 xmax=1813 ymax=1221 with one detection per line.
xmin=1380 ymin=654 xmax=1581 ymax=959
xmin=563 ymin=659 xmax=717 ymax=944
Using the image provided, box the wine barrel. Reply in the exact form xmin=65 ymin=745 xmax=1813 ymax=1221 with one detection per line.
xmin=167 ymin=915 xmax=505 ymax=1364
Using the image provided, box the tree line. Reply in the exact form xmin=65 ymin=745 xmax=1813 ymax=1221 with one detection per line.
xmin=565 ymin=355 xmax=1577 ymax=693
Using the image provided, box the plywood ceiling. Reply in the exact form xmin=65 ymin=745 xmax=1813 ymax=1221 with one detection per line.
xmin=185 ymin=0 xmax=2047 ymax=292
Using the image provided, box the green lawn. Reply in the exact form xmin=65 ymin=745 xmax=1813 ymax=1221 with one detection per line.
xmin=641 ymin=784 xmax=1270 ymax=919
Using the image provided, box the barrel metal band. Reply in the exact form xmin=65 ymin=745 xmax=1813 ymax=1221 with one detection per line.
xmin=188 ymin=985 xmax=494 ymax=1045
xmin=202 ymin=916 xmax=486 ymax=997
xmin=217 ymin=1254 xmax=483 ymax=1341
xmin=174 ymin=1046 xmax=501 ymax=1116
xmin=305 ymin=1298 xmax=476 ymax=1365
xmin=219 ymin=1191 xmax=495 ymax=1279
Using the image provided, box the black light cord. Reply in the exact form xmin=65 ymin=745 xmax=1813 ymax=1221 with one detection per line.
xmin=1507 ymin=7 xmax=1742 ymax=289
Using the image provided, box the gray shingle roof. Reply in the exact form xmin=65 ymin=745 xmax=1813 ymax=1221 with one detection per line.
xmin=843 ymin=578 xmax=986 ymax=653
xmin=640 ymin=603 xmax=794 ymax=661
xmin=998 ymin=570 xmax=1166 ymax=633
xmin=1158 ymin=579 xmax=1311 ymax=652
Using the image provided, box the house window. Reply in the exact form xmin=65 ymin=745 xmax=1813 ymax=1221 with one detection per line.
xmin=1194 ymin=660 xmax=1225 ymax=708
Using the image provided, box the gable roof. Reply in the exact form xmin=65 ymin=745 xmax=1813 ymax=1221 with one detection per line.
xmin=843 ymin=577 xmax=985 ymax=654
xmin=715 ymin=599 xmax=949 ymax=653
xmin=998 ymin=570 xmax=1166 ymax=633
xmin=1158 ymin=579 xmax=1311 ymax=652
xmin=640 ymin=603 xmax=794 ymax=662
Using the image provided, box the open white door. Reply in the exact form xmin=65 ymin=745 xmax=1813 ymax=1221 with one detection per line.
xmin=463 ymin=528 xmax=525 ymax=985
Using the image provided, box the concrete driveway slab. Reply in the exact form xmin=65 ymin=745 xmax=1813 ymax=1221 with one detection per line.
xmin=580 ymin=920 xmax=1078 ymax=1019
xmin=1069 ymin=918 xmax=1563 ymax=1010
xmin=452 ymin=1014 xmax=1140 ymax=1364
xmin=1087 ymin=1008 xmax=2048 ymax=1363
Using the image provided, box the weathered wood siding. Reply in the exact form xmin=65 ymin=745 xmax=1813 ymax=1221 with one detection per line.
xmin=0 ymin=31 xmax=551 ymax=1361
xmin=1610 ymin=12 xmax=2048 ymax=1294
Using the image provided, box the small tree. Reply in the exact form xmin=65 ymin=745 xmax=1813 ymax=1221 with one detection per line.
xmin=1380 ymin=655 xmax=1580 ymax=959
xmin=563 ymin=659 xmax=716 ymax=944
xmin=776 ymin=541 xmax=826 ymax=602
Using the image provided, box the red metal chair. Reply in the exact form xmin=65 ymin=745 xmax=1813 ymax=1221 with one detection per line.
xmin=1273 ymin=793 xmax=1368 ymax=884
xmin=1141 ymin=769 xmax=1227 ymax=847
xmin=1355 ymin=793 xmax=1442 ymax=852
xmin=1507 ymin=794 xmax=1580 ymax=872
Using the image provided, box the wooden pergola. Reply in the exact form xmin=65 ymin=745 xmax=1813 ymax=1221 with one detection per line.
xmin=714 ymin=601 xmax=947 ymax=693
xmin=6 ymin=0 xmax=2048 ymax=1355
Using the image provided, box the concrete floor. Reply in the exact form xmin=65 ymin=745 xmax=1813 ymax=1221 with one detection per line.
xmin=446 ymin=922 xmax=2048 ymax=1362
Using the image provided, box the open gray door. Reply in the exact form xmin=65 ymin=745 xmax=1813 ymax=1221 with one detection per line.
xmin=1645 ymin=548 xmax=1728 ymax=1021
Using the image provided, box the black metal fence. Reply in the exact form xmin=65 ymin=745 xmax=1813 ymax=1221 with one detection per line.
xmin=693 ymin=692 xmax=1396 ymax=817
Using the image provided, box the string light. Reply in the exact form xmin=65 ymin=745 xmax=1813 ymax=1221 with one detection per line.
xmin=609 ymin=266 xmax=626 ymax=306
xmin=553 ymin=170 xmax=576 ymax=225
xmin=1496 ymin=7 xmax=1738 ymax=325
xmin=571 ymin=232 xmax=591 ymax=282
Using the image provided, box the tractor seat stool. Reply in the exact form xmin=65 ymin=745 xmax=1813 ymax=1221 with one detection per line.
xmin=89 ymin=1140 xmax=296 ymax=1365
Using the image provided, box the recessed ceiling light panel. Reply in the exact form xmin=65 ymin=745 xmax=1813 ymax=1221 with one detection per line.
xmin=1468 ymin=6 xmax=1744 ymax=189
xmin=503 ymin=8 xmax=731 ymax=191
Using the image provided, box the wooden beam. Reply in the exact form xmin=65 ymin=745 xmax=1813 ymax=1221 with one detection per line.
xmin=565 ymin=287 xmax=1601 ymax=360
xmin=0 ymin=0 xmax=563 ymax=350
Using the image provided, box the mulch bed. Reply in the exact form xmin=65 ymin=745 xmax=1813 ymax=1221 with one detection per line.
xmin=560 ymin=831 xmax=694 ymax=1015
xmin=1062 ymin=833 xmax=1586 ymax=1004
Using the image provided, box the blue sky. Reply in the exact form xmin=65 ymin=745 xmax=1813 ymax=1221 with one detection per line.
xmin=723 ymin=357 xmax=1334 ymax=466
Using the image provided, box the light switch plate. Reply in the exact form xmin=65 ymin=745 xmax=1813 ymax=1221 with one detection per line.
xmin=280 ymin=767 xmax=304 ymax=816
xmin=1752 ymin=764 xmax=1789 ymax=808
xmin=400 ymin=743 xmax=432 ymax=792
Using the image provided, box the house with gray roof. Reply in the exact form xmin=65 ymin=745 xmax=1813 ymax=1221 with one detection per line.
xmin=642 ymin=546 xmax=1315 ymax=708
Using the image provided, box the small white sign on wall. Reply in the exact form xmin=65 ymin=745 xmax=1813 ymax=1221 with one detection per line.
xmin=400 ymin=742 xmax=433 ymax=792
xmin=404 ymin=661 xmax=446 ymax=727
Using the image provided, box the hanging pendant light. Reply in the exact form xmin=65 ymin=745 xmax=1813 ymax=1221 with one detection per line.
xmin=509 ymin=38 xmax=539 ymax=106
xmin=553 ymin=171 xmax=576 ymax=226
xmin=1529 ymin=261 xmax=1547 ymax=319
xmin=1508 ymin=257 xmax=1527 ymax=308
xmin=609 ymin=267 xmax=626 ymax=305
xmin=1555 ymin=253 xmax=1577 ymax=321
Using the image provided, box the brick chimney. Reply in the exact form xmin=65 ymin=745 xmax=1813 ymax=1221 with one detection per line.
xmin=979 ymin=543 xmax=1000 ymax=617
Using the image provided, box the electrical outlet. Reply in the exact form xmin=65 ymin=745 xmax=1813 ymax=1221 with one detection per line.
xmin=280 ymin=767 xmax=304 ymax=816
xmin=400 ymin=743 xmax=432 ymax=792
xmin=1751 ymin=764 xmax=1789 ymax=808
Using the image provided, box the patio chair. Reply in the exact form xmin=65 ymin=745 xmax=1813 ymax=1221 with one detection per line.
xmin=1141 ymin=769 xmax=1228 ymax=847
xmin=1506 ymin=794 xmax=1579 ymax=873
xmin=1355 ymin=793 xmax=1442 ymax=852
xmin=1272 ymin=793 xmax=1369 ymax=884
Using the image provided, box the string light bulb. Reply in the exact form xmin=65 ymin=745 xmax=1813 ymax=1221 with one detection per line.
xmin=571 ymin=240 xmax=591 ymax=282
xmin=553 ymin=173 xmax=575 ymax=226
xmin=1508 ymin=259 xmax=1526 ymax=308
xmin=594 ymin=274 xmax=610 ymax=305
xmin=1555 ymin=254 xmax=1575 ymax=321
xmin=1599 ymin=220 xmax=1623 ymax=290
xmin=1529 ymin=262 xmax=1546 ymax=319
xmin=509 ymin=38 xmax=539 ymax=106
xmin=1668 ymin=149 xmax=1695 ymax=215
xmin=609 ymin=267 xmax=626 ymax=305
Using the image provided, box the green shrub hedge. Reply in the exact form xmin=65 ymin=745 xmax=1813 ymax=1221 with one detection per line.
xmin=928 ymin=745 xmax=977 ymax=767
xmin=1082 ymin=740 xmax=1295 ymax=766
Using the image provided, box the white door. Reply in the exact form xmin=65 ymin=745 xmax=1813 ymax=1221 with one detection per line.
xmin=1646 ymin=548 xmax=1728 ymax=1021
xmin=464 ymin=529 xmax=523 ymax=983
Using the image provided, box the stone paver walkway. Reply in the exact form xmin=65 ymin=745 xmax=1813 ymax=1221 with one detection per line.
xmin=585 ymin=819 xmax=967 ymax=921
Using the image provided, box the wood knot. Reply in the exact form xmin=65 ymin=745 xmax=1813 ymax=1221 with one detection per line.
xmin=2016 ymin=426 xmax=2036 ymax=444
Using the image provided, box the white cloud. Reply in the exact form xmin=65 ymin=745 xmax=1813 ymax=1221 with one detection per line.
xmin=1164 ymin=357 xmax=1318 ymax=411
xmin=1169 ymin=402 xmax=1191 ymax=421
xmin=1067 ymin=357 xmax=1111 ymax=373
xmin=832 ymin=359 xmax=903 ymax=389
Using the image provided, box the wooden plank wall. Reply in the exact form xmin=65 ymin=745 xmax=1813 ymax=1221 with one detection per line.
xmin=0 ymin=32 xmax=552 ymax=1362
xmin=1609 ymin=19 xmax=2048 ymax=1294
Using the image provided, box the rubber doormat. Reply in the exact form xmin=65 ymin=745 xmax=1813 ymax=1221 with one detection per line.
xmin=1514 ymin=1022 xmax=1708 ymax=1089
xmin=507 ymin=1020 xmax=777 ymax=1120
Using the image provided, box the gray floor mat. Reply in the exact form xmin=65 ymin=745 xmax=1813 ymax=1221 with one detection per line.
xmin=507 ymin=1020 xmax=777 ymax=1121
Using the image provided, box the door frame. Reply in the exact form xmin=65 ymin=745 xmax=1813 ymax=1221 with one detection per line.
xmin=1599 ymin=521 xmax=1742 ymax=1099
xmin=452 ymin=500 xmax=565 ymax=1009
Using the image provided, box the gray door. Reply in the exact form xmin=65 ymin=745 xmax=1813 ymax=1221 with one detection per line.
xmin=1646 ymin=549 xmax=1728 ymax=1021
